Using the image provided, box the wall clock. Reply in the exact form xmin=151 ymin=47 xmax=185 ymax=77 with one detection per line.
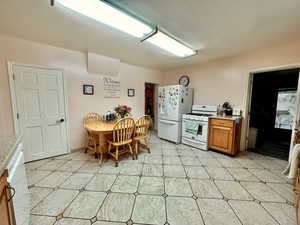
xmin=179 ymin=75 xmax=190 ymax=87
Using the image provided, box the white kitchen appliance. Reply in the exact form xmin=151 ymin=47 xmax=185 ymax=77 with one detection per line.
xmin=182 ymin=105 xmax=217 ymax=150
xmin=158 ymin=85 xmax=193 ymax=143
xmin=7 ymin=142 xmax=30 ymax=225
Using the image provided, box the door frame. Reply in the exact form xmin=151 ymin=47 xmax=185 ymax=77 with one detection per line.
xmin=144 ymin=82 xmax=159 ymax=130
xmin=244 ymin=64 xmax=300 ymax=161
xmin=7 ymin=61 xmax=71 ymax=154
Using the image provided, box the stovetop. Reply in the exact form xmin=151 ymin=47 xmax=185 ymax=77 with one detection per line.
xmin=182 ymin=113 xmax=210 ymax=122
xmin=187 ymin=113 xmax=213 ymax=117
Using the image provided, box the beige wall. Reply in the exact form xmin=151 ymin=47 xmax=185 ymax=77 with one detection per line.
xmin=163 ymin=39 xmax=300 ymax=151
xmin=1 ymin=33 xmax=300 ymax=152
xmin=0 ymin=34 xmax=162 ymax=149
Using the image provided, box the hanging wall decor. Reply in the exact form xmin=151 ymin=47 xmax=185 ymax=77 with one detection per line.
xmin=83 ymin=84 xmax=94 ymax=95
xmin=103 ymin=76 xmax=121 ymax=98
xmin=128 ymin=89 xmax=135 ymax=97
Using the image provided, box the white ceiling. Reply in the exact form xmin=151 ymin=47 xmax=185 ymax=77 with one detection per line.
xmin=0 ymin=0 xmax=300 ymax=70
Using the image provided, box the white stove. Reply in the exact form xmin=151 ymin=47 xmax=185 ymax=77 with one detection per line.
xmin=182 ymin=105 xmax=217 ymax=150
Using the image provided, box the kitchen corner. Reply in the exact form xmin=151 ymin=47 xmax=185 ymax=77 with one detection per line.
xmin=0 ymin=136 xmax=22 ymax=175
xmin=209 ymin=115 xmax=242 ymax=123
xmin=0 ymin=135 xmax=30 ymax=225
xmin=208 ymin=115 xmax=243 ymax=156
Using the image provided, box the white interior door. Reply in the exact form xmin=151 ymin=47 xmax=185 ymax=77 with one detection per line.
xmin=13 ymin=65 xmax=68 ymax=162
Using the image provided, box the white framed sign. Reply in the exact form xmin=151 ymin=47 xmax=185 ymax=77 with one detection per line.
xmin=103 ymin=76 xmax=121 ymax=98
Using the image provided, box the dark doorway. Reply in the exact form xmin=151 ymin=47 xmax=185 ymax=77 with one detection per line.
xmin=248 ymin=68 xmax=299 ymax=160
xmin=145 ymin=83 xmax=155 ymax=129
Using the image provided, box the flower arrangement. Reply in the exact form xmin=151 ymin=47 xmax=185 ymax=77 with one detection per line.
xmin=114 ymin=105 xmax=132 ymax=118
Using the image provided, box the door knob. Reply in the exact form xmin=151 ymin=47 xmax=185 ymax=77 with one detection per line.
xmin=57 ymin=118 xmax=65 ymax=123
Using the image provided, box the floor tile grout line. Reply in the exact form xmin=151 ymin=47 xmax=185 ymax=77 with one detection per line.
xmin=238 ymin=179 xmax=287 ymax=203
xmin=180 ymin=153 xmax=207 ymax=225
xmin=27 ymin=169 xmax=54 ymax=187
xmin=164 ymin=193 xmax=168 ymax=224
xmin=259 ymin=201 xmax=284 ymax=225
xmin=225 ymin=199 xmax=245 ymax=225
xmin=93 ymin=174 xmax=119 ymax=220
xmin=194 ymin=197 xmax=208 ymax=225
xmin=214 ymin=168 xmax=257 ymax=202
xmin=59 ymin=171 xmax=96 ymax=190
xmin=29 ymin=186 xmax=56 ymax=212
xmin=210 ymin=178 xmax=225 ymax=200
xmin=247 ymin=167 xmax=286 ymax=183
xmin=32 ymin=161 xmax=110 ymax=221
xmin=27 ymin=135 xmax=294 ymax=225
xmin=265 ymin=182 xmax=295 ymax=205
xmin=218 ymin=166 xmax=284 ymax=223
xmin=128 ymin=163 xmax=144 ymax=223
xmin=246 ymin=167 xmax=287 ymax=185
xmin=56 ymin=189 xmax=81 ymax=220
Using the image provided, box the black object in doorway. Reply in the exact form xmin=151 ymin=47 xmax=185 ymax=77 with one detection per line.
xmin=248 ymin=68 xmax=299 ymax=160
xmin=145 ymin=83 xmax=155 ymax=129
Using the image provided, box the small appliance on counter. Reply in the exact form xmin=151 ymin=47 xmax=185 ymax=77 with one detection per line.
xmin=182 ymin=105 xmax=218 ymax=150
xmin=233 ymin=108 xmax=242 ymax=116
xmin=222 ymin=102 xmax=233 ymax=116
xmin=157 ymin=85 xmax=193 ymax=143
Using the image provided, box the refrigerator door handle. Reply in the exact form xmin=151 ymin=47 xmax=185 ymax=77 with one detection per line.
xmin=159 ymin=119 xmax=178 ymax=125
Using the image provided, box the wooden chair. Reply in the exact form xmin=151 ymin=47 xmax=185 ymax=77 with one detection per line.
xmin=107 ymin=118 xmax=135 ymax=167
xmin=83 ymin=112 xmax=101 ymax=157
xmin=133 ymin=115 xmax=151 ymax=159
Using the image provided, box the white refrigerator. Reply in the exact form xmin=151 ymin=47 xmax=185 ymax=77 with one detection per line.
xmin=158 ymin=85 xmax=193 ymax=143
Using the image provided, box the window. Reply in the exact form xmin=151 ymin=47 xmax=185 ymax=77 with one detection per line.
xmin=275 ymin=90 xmax=297 ymax=130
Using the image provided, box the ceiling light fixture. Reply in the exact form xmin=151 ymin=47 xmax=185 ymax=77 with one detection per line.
xmin=56 ymin=0 xmax=153 ymax=38
xmin=143 ymin=28 xmax=197 ymax=58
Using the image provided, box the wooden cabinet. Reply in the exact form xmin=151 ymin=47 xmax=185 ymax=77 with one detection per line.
xmin=0 ymin=170 xmax=16 ymax=225
xmin=293 ymin=169 xmax=300 ymax=225
xmin=208 ymin=118 xmax=242 ymax=156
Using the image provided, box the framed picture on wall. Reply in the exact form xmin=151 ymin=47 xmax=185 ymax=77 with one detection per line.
xmin=128 ymin=89 xmax=135 ymax=97
xmin=83 ymin=85 xmax=94 ymax=95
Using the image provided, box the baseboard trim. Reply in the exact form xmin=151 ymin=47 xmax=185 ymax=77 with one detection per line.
xmin=71 ymin=147 xmax=84 ymax=153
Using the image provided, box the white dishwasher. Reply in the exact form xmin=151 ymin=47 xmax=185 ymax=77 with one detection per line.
xmin=6 ymin=142 xmax=30 ymax=225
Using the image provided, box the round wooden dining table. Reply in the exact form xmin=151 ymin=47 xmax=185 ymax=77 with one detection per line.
xmin=84 ymin=120 xmax=117 ymax=164
xmin=84 ymin=118 xmax=138 ymax=164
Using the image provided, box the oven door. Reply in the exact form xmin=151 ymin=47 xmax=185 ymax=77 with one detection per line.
xmin=182 ymin=119 xmax=208 ymax=142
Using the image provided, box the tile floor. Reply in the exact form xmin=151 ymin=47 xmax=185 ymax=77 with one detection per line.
xmin=26 ymin=133 xmax=296 ymax=225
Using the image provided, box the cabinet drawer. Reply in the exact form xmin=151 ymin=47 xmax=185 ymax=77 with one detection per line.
xmin=210 ymin=119 xmax=233 ymax=128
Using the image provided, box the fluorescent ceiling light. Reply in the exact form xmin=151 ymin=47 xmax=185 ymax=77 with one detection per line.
xmin=56 ymin=0 xmax=153 ymax=38
xmin=145 ymin=30 xmax=197 ymax=57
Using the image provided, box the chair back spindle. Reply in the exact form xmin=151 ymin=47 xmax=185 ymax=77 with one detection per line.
xmin=83 ymin=112 xmax=101 ymax=157
xmin=134 ymin=115 xmax=151 ymax=138
xmin=113 ymin=118 xmax=135 ymax=143
xmin=83 ymin=112 xmax=102 ymax=125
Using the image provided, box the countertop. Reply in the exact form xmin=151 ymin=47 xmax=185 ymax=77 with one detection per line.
xmin=209 ymin=115 xmax=242 ymax=122
xmin=0 ymin=136 xmax=22 ymax=175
